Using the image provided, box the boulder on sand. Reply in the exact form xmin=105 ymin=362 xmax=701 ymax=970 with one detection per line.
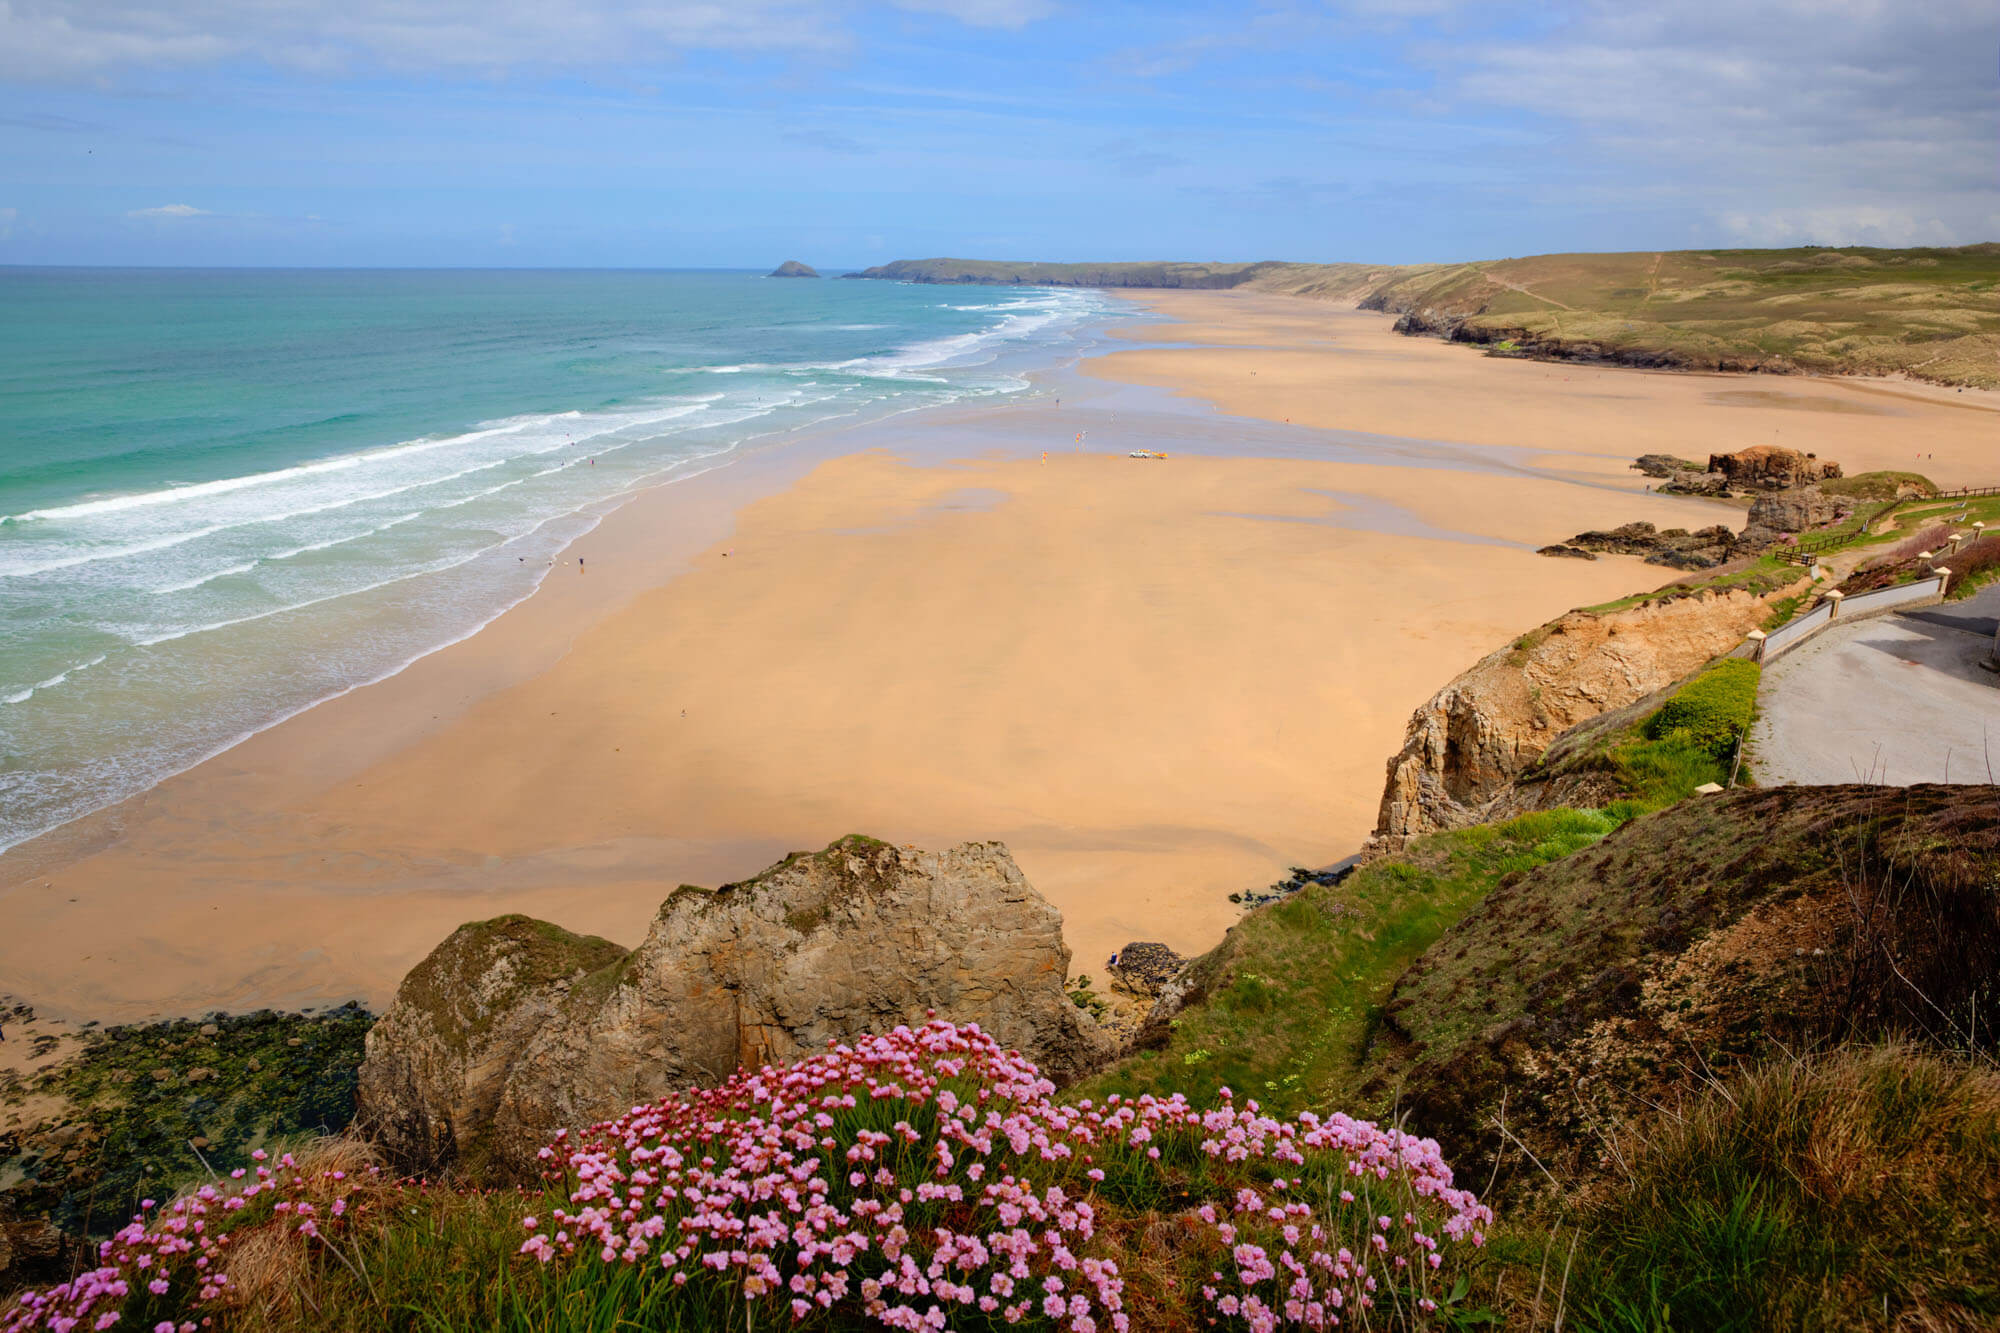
xmin=357 ymin=837 xmax=1112 ymax=1181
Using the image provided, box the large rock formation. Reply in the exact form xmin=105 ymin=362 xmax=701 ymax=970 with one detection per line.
xmin=1367 ymin=586 xmax=1795 ymax=852
xmin=358 ymin=837 xmax=1111 ymax=1181
xmin=1707 ymin=445 xmax=1841 ymax=489
xmin=1738 ymin=483 xmax=1845 ymax=551
xmin=769 ymin=260 xmax=820 ymax=278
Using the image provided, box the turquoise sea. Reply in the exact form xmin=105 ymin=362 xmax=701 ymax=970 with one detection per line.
xmin=0 ymin=269 xmax=1114 ymax=851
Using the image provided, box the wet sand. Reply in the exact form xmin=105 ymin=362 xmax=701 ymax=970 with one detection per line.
xmin=5 ymin=291 xmax=1919 ymax=1023
xmin=1093 ymin=290 xmax=2000 ymax=489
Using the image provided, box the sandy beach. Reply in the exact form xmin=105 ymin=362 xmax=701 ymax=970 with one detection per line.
xmin=1093 ymin=291 xmax=2000 ymax=488
xmin=6 ymin=290 xmax=1995 ymax=1023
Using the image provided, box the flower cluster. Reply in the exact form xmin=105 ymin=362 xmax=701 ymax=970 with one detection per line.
xmin=522 ymin=1019 xmax=1489 ymax=1330
xmin=0 ymin=1150 xmax=376 ymax=1333
xmin=1 ymin=1021 xmax=1490 ymax=1332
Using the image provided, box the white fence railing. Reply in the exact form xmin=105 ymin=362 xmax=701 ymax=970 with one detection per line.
xmin=1749 ymin=570 xmax=1950 ymax=663
xmin=1760 ymin=600 xmax=1832 ymax=656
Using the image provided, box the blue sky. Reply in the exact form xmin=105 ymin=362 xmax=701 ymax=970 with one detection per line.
xmin=2 ymin=0 xmax=1995 ymax=267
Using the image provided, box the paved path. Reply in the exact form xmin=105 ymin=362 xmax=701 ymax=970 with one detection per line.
xmin=1753 ymin=584 xmax=2000 ymax=786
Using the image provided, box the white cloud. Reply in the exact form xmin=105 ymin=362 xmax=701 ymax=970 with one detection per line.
xmin=1424 ymin=0 xmax=2000 ymax=245
xmin=128 ymin=203 xmax=209 ymax=218
xmin=0 ymin=0 xmax=1057 ymax=82
xmin=0 ymin=0 xmax=845 ymax=81
xmin=1721 ymin=208 xmax=1963 ymax=249
xmin=889 ymin=0 xmax=1053 ymax=28
xmin=0 ymin=206 xmax=16 ymax=240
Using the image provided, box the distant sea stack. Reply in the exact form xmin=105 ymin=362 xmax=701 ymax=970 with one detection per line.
xmin=769 ymin=260 xmax=820 ymax=278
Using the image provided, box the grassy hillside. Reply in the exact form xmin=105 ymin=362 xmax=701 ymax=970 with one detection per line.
xmin=1082 ymin=773 xmax=2000 ymax=1330
xmin=1362 ymin=244 xmax=2000 ymax=387
xmin=852 ymin=245 xmax=2000 ymax=387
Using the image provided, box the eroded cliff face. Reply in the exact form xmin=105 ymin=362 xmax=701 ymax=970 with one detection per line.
xmin=357 ymin=837 xmax=1112 ymax=1181
xmin=1367 ymin=587 xmax=1790 ymax=852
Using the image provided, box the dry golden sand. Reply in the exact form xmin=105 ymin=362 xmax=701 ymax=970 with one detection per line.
xmin=8 ymin=291 xmax=1991 ymax=1023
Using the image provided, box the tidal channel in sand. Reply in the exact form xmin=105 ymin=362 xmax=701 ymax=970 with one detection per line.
xmin=6 ymin=291 xmax=1996 ymax=1023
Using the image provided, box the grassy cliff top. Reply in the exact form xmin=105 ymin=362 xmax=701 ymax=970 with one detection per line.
xmin=851 ymin=245 xmax=2000 ymax=386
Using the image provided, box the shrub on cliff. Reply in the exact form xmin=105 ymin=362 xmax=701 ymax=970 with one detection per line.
xmin=1641 ymin=658 xmax=1759 ymax=759
xmin=3 ymin=1021 xmax=1492 ymax=1332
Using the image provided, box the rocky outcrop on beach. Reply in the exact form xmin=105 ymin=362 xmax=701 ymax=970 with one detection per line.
xmin=1546 ymin=449 xmax=1850 ymax=564
xmin=1658 ymin=470 xmax=1734 ymax=497
xmin=1542 ymin=521 xmax=1745 ymax=571
xmin=1708 ymin=445 xmax=1841 ymax=489
xmin=357 ymin=837 xmax=1112 ymax=1181
xmin=1627 ymin=455 xmax=1736 ymax=496
xmin=769 ymin=260 xmax=820 ymax=278
xmin=1107 ymin=943 xmax=1187 ymax=1007
xmin=1739 ymin=484 xmax=1845 ymax=551
xmin=1631 ymin=454 xmax=1704 ymax=480
xmin=1366 ymin=588 xmax=1791 ymax=852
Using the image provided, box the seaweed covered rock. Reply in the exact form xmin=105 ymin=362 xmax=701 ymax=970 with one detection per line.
xmin=1630 ymin=455 xmax=1704 ymax=480
xmin=358 ymin=838 xmax=1111 ymax=1181
xmin=1657 ymin=470 xmax=1733 ymax=497
xmin=1543 ymin=521 xmax=1744 ymax=570
xmin=1369 ymin=785 xmax=2000 ymax=1196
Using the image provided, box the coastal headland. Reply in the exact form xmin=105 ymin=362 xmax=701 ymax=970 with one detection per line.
xmin=3 ymin=290 xmax=1997 ymax=1024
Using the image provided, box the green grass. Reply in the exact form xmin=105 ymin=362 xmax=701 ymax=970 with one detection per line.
xmin=1347 ymin=245 xmax=2000 ymax=388
xmin=1821 ymin=471 xmax=1936 ymax=502
xmin=1643 ymin=659 xmax=1760 ymax=760
xmin=1076 ymin=808 xmax=1630 ymax=1120
xmin=1760 ymin=593 xmax=1806 ymax=630
xmin=1831 ymin=493 xmax=2000 ymax=557
xmin=1582 ymin=556 xmax=1802 ymax=616
xmin=1790 ymin=497 xmax=1900 ymax=556
xmin=1567 ymin=1046 xmax=2000 ymax=1333
xmin=229 ymin=1185 xmax=744 ymax=1332
xmin=1606 ymin=732 xmax=1735 ymax=811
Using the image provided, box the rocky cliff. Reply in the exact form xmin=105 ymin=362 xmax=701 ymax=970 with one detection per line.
xmin=1367 ymin=586 xmax=1794 ymax=851
xmin=357 ymin=836 xmax=1111 ymax=1181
